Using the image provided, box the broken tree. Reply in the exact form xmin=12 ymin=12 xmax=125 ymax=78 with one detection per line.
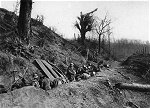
xmin=75 ymin=8 xmax=98 ymax=45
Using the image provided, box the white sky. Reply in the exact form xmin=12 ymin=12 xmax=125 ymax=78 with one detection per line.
xmin=0 ymin=0 xmax=149 ymax=41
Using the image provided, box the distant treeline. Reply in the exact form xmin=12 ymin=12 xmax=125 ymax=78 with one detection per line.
xmin=70 ymin=37 xmax=150 ymax=62
xmin=109 ymin=39 xmax=150 ymax=61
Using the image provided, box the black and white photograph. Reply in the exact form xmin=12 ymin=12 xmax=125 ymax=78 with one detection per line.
xmin=0 ymin=0 xmax=149 ymax=108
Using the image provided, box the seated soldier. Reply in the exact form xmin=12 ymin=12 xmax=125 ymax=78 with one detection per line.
xmin=87 ymin=63 xmax=92 ymax=71
xmin=32 ymin=73 xmax=40 ymax=88
xmin=77 ymin=65 xmax=90 ymax=80
xmin=97 ymin=60 xmax=104 ymax=71
xmin=50 ymin=78 xmax=62 ymax=89
xmin=41 ymin=76 xmax=52 ymax=90
xmin=82 ymin=65 xmax=88 ymax=73
xmin=75 ymin=67 xmax=82 ymax=81
xmin=75 ymin=67 xmax=83 ymax=81
xmin=66 ymin=63 xmax=76 ymax=82
xmin=87 ymin=63 xmax=94 ymax=76
xmin=11 ymin=76 xmax=27 ymax=91
xmin=77 ymin=65 xmax=87 ymax=75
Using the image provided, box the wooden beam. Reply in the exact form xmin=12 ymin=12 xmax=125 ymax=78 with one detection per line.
xmin=34 ymin=59 xmax=55 ymax=81
xmin=41 ymin=60 xmax=59 ymax=78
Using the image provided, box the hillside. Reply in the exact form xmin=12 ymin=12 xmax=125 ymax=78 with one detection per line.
xmin=0 ymin=8 xmax=85 ymax=68
xmin=0 ymin=8 xmax=85 ymax=91
xmin=0 ymin=8 xmax=150 ymax=108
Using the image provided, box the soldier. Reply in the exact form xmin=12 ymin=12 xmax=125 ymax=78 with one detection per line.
xmin=82 ymin=65 xmax=88 ymax=73
xmin=87 ymin=63 xmax=96 ymax=77
xmin=29 ymin=46 xmax=35 ymax=53
xmin=41 ymin=76 xmax=52 ymax=90
xmin=50 ymin=78 xmax=61 ymax=88
xmin=32 ymin=73 xmax=40 ymax=88
xmin=77 ymin=65 xmax=90 ymax=80
xmin=87 ymin=63 xmax=93 ymax=72
xmin=75 ymin=67 xmax=83 ymax=81
xmin=66 ymin=63 xmax=76 ymax=82
xmin=77 ymin=65 xmax=87 ymax=75
xmin=97 ymin=60 xmax=104 ymax=71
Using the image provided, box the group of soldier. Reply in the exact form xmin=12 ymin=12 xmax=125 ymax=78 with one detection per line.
xmin=0 ymin=60 xmax=110 ymax=94
xmin=10 ymin=72 xmax=61 ymax=91
xmin=31 ymin=60 xmax=109 ymax=90
xmin=66 ymin=60 xmax=109 ymax=82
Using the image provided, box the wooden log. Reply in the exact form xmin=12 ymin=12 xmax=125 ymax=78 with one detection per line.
xmin=115 ymin=83 xmax=150 ymax=92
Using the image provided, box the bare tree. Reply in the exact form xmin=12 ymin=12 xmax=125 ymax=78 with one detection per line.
xmin=95 ymin=14 xmax=111 ymax=53
xmin=17 ymin=0 xmax=32 ymax=45
xmin=75 ymin=8 xmax=98 ymax=45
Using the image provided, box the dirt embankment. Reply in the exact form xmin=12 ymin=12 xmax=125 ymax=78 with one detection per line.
xmin=0 ymin=63 xmax=150 ymax=108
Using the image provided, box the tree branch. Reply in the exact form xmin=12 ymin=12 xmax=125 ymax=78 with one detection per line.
xmin=101 ymin=27 xmax=112 ymax=34
xmin=75 ymin=22 xmax=81 ymax=31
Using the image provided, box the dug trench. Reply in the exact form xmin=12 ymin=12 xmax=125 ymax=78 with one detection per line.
xmin=0 ymin=62 xmax=150 ymax=108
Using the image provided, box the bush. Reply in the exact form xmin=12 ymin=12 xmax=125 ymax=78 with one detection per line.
xmin=0 ymin=52 xmax=39 ymax=89
xmin=122 ymin=54 xmax=150 ymax=79
xmin=0 ymin=52 xmax=11 ymax=75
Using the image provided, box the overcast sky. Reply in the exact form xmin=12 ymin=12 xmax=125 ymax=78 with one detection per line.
xmin=0 ymin=0 xmax=149 ymax=41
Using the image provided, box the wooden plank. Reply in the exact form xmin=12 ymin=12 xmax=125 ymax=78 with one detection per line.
xmin=48 ymin=62 xmax=63 ymax=77
xmin=35 ymin=59 xmax=55 ymax=81
xmin=47 ymin=61 xmax=69 ymax=82
xmin=41 ymin=60 xmax=59 ymax=78
xmin=48 ymin=61 xmax=67 ymax=79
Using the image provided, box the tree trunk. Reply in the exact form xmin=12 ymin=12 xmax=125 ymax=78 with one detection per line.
xmin=108 ymin=34 xmax=111 ymax=57
xmin=81 ymin=31 xmax=86 ymax=45
xmin=17 ymin=0 xmax=32 ymax=45
xmin=98 ymin=34 xmax=101 ymax=54
xmin=115 ymin=83 xmax=150 ymax=92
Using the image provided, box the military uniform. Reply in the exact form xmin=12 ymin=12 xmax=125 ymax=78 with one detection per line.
xmin=66 ymin=63 xmax=76 ymax=82
xmin=32 ymin=73 xmax=40 ymax=88
xmin=77 ymin=65 xmax=90 ymax=80
xmin=41 ymin=77 xmax=52 ymax=90
xmin=97 ymin=60 xmax=104 ymax=71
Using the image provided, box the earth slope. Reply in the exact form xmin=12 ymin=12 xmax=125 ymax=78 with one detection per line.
xmin=0 ymin=62 xmax=150 ymax=108
xmin=0 ymin=8 xmax=150 ymax=108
